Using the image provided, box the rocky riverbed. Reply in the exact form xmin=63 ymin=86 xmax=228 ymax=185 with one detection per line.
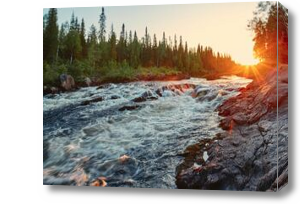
xmin=176 ymin=65 xmax=288 ymax=191
xmin=43 ymin=76 xmax=252 ymax=188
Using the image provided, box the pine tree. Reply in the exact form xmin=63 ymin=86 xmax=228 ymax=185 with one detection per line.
xmin=165 ymin=36 xmax=173 ymax=67
xmin=43 ymin=6 xmax=240 ymax=84
xmin=43 ymin=8 xmax=59 ymax=63
xmin=152 ymin=34 xmax=158 ymax=67
xmin=172 ymin=34 xmax=178 ymax=68
xmin=87 ymin=24 xmax=98 ymax=66
xmin=158 ymin=32 xmax=167 ymax=67
xmin=141 ymin=27 xmax=151 ymax=66
xmin=70 ymin=12 xmax=76 ymax=30
xmin=43 ymin=14 xmax=48 ymax=32
xmin=80 ymin=18 xmax=88 ymax=58
xmin=264 ymin=3 xmax=288 ymax=64
xmin=65 ymin=13 xmax=82 ymax=64
xmin=278 ymin=3 xmax=288 ymax=63
xmin=75 ymin=17 xmax=80 ymax=32
xmin=183 ymin=41 xmax=189 ymax=72
xmin=99 ymin=7 xmax=106 ymax=43
xmin=252 ymin=19 xmax=267 ymax=61
xmin=249 ymin=2 xmax=288 ymax=64
xmin=117 ymin=23 xmax=126 ymax=63
xmin=177 ymin=36 xmax=184 ymax=69
xmin=174 ymin=34 xmax=178 ymax=51
xmin=129 ymin=30 xmax=133 ymax=44
xmin=108 ymin=24 xmax=117 ymax=61
xmin=144 ymin=27 xmax=150 ymax=48
xmin=129 ymin=31 xmax=140 ymax=68
xmin=57 ymin=22 xmax=68 ymax=60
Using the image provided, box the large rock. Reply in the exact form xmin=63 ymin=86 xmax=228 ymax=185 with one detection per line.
xmin=155 ymin=83 xmax=196 ymax=97
xmin=60 ymin=74 xmax=75 ymax=91
xmin=43 ymin=86 xmax=58 ymax=95
xmin=119 ymin=104 xmax=141 ymax=111
xmin=176 ymin=65 xmax=288 ymax=191
xmin=81 ymin=96 xmax=104 ymax=106
xmin=84 ymin=77 xmax=92 ymax=87
xmin=132 ymin=90 xmax=158 ymax=103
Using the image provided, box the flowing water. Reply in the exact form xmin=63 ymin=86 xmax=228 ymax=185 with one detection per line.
xmin=43 ymin=76 xmax=251 ymax=188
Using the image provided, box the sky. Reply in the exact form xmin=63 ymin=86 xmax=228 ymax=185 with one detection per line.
xmin=43 ymin=2 xmax=259 ymax=65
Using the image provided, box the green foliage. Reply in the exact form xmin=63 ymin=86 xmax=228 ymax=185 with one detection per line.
xmin=43 ymin=6 xmax=240 ymax=87
xmin=99 ymin=63 xmax=181 ymax=84
xmin=65 ymin=30 xmax=82 ymax=64
xmin=67 ymin=60 xmax=85 ymax=80
xmin=43 ymin=8 xmax=59 ymax=63
xmin=129 ymin=31 xmax=141 ymax=68
xmin=80 ymin=18 xmax=88 ymax=58
xmin=100 ymin=60 xmax=135 ymax=83
xmin=81 ymin=61 xmax=95 ymax=77
xmin=108 ymin=24 xmax=117 ymax=61
xmin=57 ymin=64 xmax=67 ymax=75
xmin=137 ymin=67 xmax=180 ymax=78
xmin=249 ymin=2 xmax=288 ymax=64
xmin=43 ymin=62 xmax=59 ymax=86
xmin=86 ymin=24 xmax=98 ymax=66
xmin=117 ymin=23 xmax=127 ymax=63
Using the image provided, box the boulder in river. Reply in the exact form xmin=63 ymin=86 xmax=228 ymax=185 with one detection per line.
xmin=96 ymin=84 xmax=110 ymax=90
xmin=132 ymin=90 xmax=158 ymax=102
xmin=81 ymin=96 xmax=104 ymax=106
xmin=44 ymin=86 xmax=58 ymax=95
xmin=50 ymin=87 xmax=58 ymax=94
xmin=119 ymin=104 xmax=141 ymax=111
xmin=119 ymin=155 xmax=130 ymax=163
xmin=158 ymin=83 xmax=196 ymax=97
xmin=84 ymin=77 xmax=92 ymax=86
xmin=60 ymin=74 xmax=75 ymax=91
xmin=111 ymin=95 xmax=121 ymax=100
xmin=90 ymin=177 xmax=107 ymax=187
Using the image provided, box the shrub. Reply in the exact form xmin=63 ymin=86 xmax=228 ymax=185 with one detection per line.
xmin=43 ymin=62 xmax=60 ymax=86
xmin=67 ymin=60 xmax=84 ymax=81
xmin=57 ymin=64 xmax=67 ymax=75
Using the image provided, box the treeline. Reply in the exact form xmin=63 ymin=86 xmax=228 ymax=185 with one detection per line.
xmin=43 ymin=7 xmax=237 ymax=85
xmin=249 ymin=2 xmax=288 ymax=64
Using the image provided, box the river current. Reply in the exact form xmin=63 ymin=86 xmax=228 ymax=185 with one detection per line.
xmin=43 ymin=76 xmax=251 ymax=188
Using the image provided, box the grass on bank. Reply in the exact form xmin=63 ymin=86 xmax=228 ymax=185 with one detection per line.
xmin=43 ymin=60 xmax=183 ymax=87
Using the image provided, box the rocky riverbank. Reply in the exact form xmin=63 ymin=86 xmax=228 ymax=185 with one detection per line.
xmin=176 ymin=65 xmax=288 ymax=191
xmin=43 ymin=73 xmax=190 ymax=96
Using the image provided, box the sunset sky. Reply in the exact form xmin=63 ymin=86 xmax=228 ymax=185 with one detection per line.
xmin=43 ymin=2 xmax=259 ymax=65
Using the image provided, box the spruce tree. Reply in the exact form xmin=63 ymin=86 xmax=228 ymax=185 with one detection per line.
xmin=99 ymin=7 xmax=106 ymax=42
xmin=65 ymin=13 xmax=82 ymax=64
xmin=43 ymin=8 xmax=59 ymax=63
xmin=108 ymin=24 xmax=117 ymax=61
xmin=80 ymin=18 xmax=87 ymax=58
xmin=117 ymin=23 xmax=126 ymax=63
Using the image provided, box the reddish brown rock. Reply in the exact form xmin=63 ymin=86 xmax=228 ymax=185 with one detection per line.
xmin=176 ymin=65 xmax=288 ymax=191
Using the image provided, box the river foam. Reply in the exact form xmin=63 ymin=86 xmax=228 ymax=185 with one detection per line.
xmin=43 ymin=76 xmax=251 ymax=188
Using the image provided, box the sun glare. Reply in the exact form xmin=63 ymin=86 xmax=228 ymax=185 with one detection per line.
xmin=239 ymin=57 xmax=260 ymax=66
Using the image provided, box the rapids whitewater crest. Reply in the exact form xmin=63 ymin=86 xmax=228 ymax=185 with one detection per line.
xmin=43 ymin=76 xmax=252 ymax=188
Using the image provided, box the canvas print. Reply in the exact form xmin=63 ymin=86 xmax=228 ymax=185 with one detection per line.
xmin=43 ymin=2 xmax=288 ymax=191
